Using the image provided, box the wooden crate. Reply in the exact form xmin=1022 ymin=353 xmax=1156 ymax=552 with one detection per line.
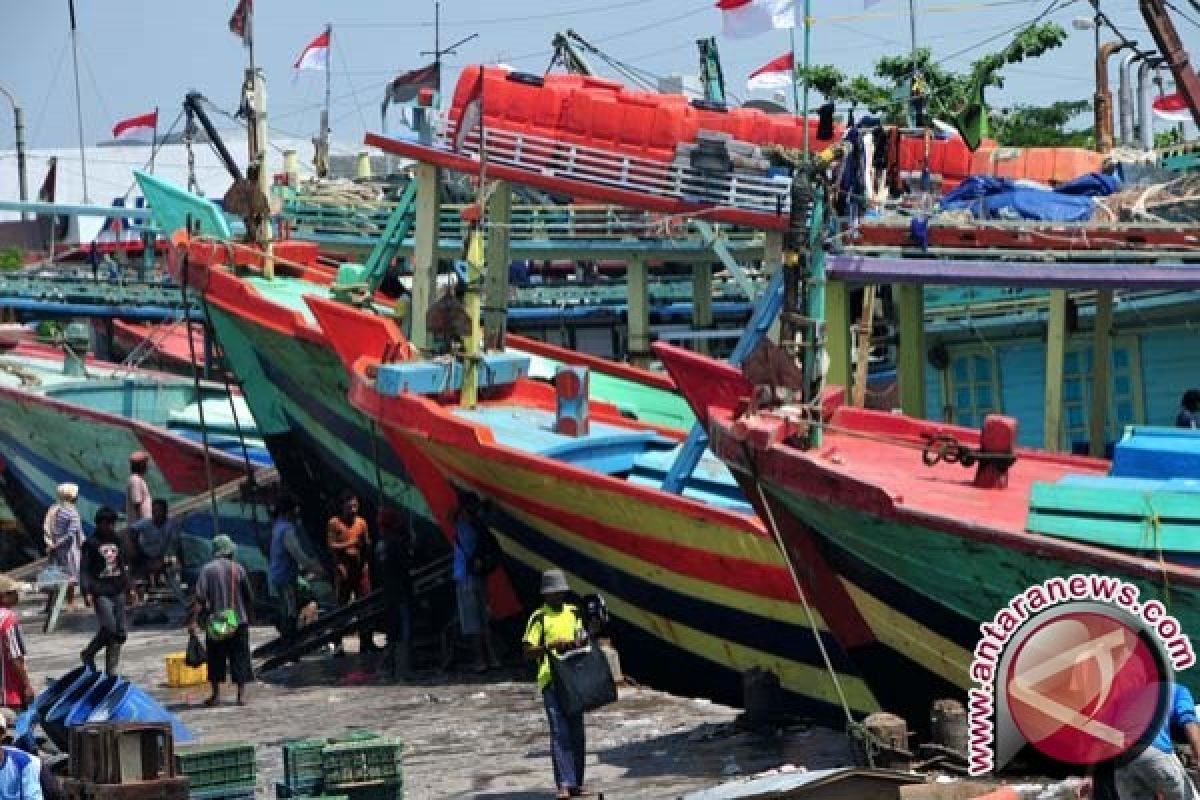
xmin=69 ymin=723 xmax=176 ymax=785
xmin=64 ymin=777 xmax=190 ymax=800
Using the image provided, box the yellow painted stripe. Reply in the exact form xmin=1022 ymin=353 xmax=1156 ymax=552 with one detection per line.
xmin=840 ymin=579 xmax=973 ymax=690
xmin=431 ymin=445 xmax=782 ymax=566
xmin=498 ymin=498 xmax=831 ymax=632
xmin=498 ymin=530 xmax=880 ymax=714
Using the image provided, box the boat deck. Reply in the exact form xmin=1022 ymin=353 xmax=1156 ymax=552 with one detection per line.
xmin=809 ymin=408 xmax=1109 ymax=533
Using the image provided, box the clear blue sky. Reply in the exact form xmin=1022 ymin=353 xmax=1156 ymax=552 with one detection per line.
xmin=1 ymin=0 xmax=1195 ymax=149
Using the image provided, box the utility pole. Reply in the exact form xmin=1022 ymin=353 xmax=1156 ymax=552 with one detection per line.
xmin=67 ymin=0 xmax=89 ymax=203
xmin=0 ymin=85 xmax=28 ymax=219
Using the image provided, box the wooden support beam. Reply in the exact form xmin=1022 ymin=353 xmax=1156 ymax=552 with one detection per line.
xmin=825 ymin=278 xmax=852 ymax=391
xmin=1044 ymin=289 xmax=1068 ymax=452
xmin=483 ymin=180 xmax=512 ymax=350
xmin=409 ymin=163 xmax=441 ymax=352
xmin=692 ymin=262 xmax=713 ymax=356
xmin=896 ymin=283 xmax=926 ymax=418
xmin=627 ymin=255 xmax=650 ymax=368
xmin=1089 ymin=289 xmax=1114 ymax=457
xmin=764 ymin=232 xmax=783 ymax=344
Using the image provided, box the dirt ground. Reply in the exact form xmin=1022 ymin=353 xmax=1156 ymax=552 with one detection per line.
xmin=18 ymin=599 xmax=858 ymax=799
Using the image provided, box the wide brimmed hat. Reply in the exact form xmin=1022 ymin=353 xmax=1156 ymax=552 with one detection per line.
xmin=540 ymin=568 xmax=570 ymax=595
xmin=57 ymin=483 xmax=79 ymax=502
xmin=212 ymin=534 xmax=236 ymax=558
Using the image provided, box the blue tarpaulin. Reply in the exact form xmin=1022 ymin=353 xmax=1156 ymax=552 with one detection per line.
xmin=940 ymin=172 xmax=1120 ymax=222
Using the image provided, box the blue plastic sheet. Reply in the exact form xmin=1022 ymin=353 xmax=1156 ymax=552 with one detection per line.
xmin=19 ymin=668 xmax=192 ymax=751
xmin=940 ymin=172 xmax=1120 ymax=222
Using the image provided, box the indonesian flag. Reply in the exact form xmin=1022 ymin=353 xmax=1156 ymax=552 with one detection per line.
xmin=747 ymin=52 xmax=794 ymax=91
xmin=294 ymin=29 xmax=330 ymax=71
xmin=112 ymin=110 xmax=158 ymax=142
xmin=228 ymin=0 xmax=252 ymax=45
xmin=716 ymin=0 xmax=794 ymax=38
xmin=1153 ymin=92 xmax=1192 ymax=123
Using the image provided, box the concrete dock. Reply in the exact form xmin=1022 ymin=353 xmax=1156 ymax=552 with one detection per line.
xmin=18 ymin=601 xmax=857 ymax=799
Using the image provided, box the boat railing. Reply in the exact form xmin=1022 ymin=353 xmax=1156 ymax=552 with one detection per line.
xmin=442 ymin=125 xmax=792 ymax=217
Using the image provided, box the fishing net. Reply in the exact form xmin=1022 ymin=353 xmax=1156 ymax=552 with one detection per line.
xmin=1093 ymin=175 xmax=1200 ymax=224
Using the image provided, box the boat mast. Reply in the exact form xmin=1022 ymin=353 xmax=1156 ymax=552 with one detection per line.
xmin=240 ymin=0 xmax=272 ymax=269
xmin=317 ymin=23 xmax=332 ymax=178
xmin=67 ymin=0 xmax=89 ymax=203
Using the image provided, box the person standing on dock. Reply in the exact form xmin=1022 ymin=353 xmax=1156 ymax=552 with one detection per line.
xmin=79 ymin=507 xmax=132 ymax=674
xmin=0 ymin=577 xmax=34 ymax=712
xmin=452 ymin=499 xmax=500 ymax=673
xmin=42 ymin=484 xmax=83 ymax=609
xmin=125 ymin=451 xmax=153 ymax=526
xmin=326 ymin=491 xmax=375 ymax=655
xmin=269 ymin=495 xmax=322 ymax=636
xmin=522 ymin=569 xmax=588 ymax=800
xmin=190 ymin=534 xmax=254 ymax=707
xmin=375 ymin=508 xmax=415 ymax=680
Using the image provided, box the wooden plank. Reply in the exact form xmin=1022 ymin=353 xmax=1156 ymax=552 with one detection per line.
xmin=1044 ymin=289 xmax=1067 ymax=451
xmin=896 ymin=283 xmax=925 ymax=418
xmin=1028 ymin=511 xmax=1200 ymax=551
xmin=628 ymin=255 xmax=650 ymax=368
xmin=483 ymin=180 xmax=512 ymax=349
xmin=1090 ymin=289 xmax=1114 ymax=457
xmin=825 ymin=278 xmax=851 ymax=391
xmin=409 ymin=162 xmax=441 ymax=352
xmin=692 ymin=262 xmax=713 ymax=356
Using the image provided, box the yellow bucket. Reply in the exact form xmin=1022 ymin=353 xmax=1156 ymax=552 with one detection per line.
xmin=165 ymin=652 xmax=208 ymax=687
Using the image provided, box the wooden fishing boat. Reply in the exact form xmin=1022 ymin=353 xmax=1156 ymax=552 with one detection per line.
xmin=317 ymin=299 xmax=877 ymax=719
xmin=110 ymin=320 xmax=209 ymax=375
xmin=0 ymin=338 xmax=274 ymax=576
xmin=655 ymin=342 xmax=1200 ymax=722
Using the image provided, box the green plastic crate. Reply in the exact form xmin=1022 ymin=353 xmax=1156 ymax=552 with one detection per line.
xmin=276 ymin=783 xmax=350 ymax=800
xmin=326 ymin=731 xmax=380 ymax=745
xmin=282 ymin=739 xmax=326 ymax=792
xmin=321 ymin=739 xmax=404 ymax=786
xmin=189 ymin=781 xmax=257 ymax=800
xmin=327 ymin=781 xmax=402 ymax=800
xmin=175 ymin=742 xmax=257 ymax=791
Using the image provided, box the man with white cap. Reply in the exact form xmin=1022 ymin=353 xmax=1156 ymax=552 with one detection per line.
xmin=0 ymin=708 xmax=42 ymax=799
xmin=522 ymin=569 xmax=588 ymax=799
xmin=0 ymin=577 xmax=32 ymax=712
xmin=43 ymin=485 xmax=83 ymax=610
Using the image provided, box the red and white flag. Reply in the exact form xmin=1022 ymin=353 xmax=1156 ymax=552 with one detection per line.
xmin=112 ymin=110 xmax=158 ymax=142
xmin=747 ymin=52 xmax=794 ymax=91
xmin=228 ymin=0 xmax=252 ymax=45
xmin=1153 ymin=92 xmax=1192 ymax=122
xmin=294 ymin=29 xmax=330 ymax=71
xmin=716 ymin=0 xmax=794 ymax=38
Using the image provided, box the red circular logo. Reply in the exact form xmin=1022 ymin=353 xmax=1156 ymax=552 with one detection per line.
xmin=1005 ymin=610 xmax=1167 ymax=765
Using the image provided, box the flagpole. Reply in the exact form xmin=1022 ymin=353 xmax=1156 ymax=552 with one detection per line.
xmin=800 ymin=0 xmax=812 ymax=157
xmin=150 ymin=107 xmax=158 ymax=174
xmin=67 ymin=0 xmax=90 ymax=203
xmin=324 ymin=23 xmax=332 ymax=144
xmin=788 ymin=28 xmax=801 ymax=116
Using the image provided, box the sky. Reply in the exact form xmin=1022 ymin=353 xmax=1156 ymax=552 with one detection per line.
xmin=0 ymin=0 xmax=1197 ymax=157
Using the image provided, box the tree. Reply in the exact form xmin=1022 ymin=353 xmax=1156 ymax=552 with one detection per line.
xmin=991 ymin=100 xmax=1093 ymax=148
xmin=795 ymin=21 xmax=1069 ymax=133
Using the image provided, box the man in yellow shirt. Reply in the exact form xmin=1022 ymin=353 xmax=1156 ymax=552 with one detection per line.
xmin=522 ymin=569 xmax=587 ymax=799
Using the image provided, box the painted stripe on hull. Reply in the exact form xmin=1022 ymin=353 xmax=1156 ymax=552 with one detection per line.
xmin=496 ymin=520 xmax=876 ymax=717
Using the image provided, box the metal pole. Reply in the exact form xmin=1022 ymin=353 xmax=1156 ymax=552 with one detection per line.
xmin=800 ymin=0 xmax=812 ymax=156
xmin=324 ymin=23 xmax=332 ymax=151
xmin=149 ymin=106 xmax=158 ymax=174
xmin=0 ymin=86 xmax=28 ymax=219
xmin=909 ymin=0 xmax=918 ymax=63
xmin=68 ymin=0 xmax=90 ymax=203
xmin=788 ymin=28 xmax=801 ymax=114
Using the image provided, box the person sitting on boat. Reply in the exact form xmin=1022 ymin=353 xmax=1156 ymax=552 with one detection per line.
xmin=189 ymin=535 xmax=254 ymax=707
xmin=79 ymin=507 xmax=133 ymax=675
xmin=130 ymin=499 xmax=182 ymax=601
xmin=1113 ymin=682 xmax=1200 ymax=799
xmin=1177 ymin=389 xmax=1200 ymax=429
xmin=523 ymin=569 xmax=589 ymax=800
xmin=326 ymin=491 xmax=376 ymax=655
xmin=268 ymin=494 xmax=322 ymax=637
xmin=42 ymin=483 xmax=83 ymax=610
xmin=0 ymin=577 xmax=34 ymax=713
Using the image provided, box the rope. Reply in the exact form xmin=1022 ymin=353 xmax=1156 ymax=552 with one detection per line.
xmin=179 ymin=247 xmax=222 ymax=537
xmin=749 ymin=475 xmax=864 ymax=748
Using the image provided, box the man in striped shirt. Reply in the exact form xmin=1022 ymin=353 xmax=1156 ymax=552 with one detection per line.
xmin=0 ymin=576 xmax=33 ymax=711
